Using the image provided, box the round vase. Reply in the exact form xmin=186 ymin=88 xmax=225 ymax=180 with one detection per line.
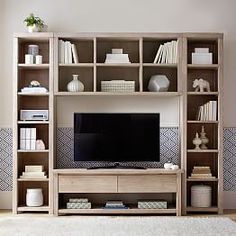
xmin=26 ymin=188 xmax=43 ymax=207
xmin=67 ymin=74 xmax=84 ymax=92
xmin=200 ymin=126 xmax=209 ymax=150
xmin=193 ymin=132 xmax=202 ymax=150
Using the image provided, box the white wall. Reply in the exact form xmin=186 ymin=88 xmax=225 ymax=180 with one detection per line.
xmin=1 ymin=0 xmax=236 ymax=209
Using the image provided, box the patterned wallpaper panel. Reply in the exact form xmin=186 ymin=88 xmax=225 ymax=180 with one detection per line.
xmin=1 ymin=128 xmax=236 ymax=191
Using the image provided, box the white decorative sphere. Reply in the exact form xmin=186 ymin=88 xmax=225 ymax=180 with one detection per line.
xmin=148 ymin=75 xmax=170 ymax=92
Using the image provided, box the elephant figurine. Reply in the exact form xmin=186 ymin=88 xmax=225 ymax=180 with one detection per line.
xmin=193 ymin=78 xmax=210 ymax=92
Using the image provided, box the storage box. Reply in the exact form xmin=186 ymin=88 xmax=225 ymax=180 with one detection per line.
xmin=67 ymin=202 xmax=91 ymax=209
xmin=138 ymin=200 xmax=167 ymax=209
xmin=191 ymin=185 xmax=212 ymax=207
xmin=192 ymin=53 xmax=212 ymax=64
xmin=101 ymin=80 xmax=135 ymax=92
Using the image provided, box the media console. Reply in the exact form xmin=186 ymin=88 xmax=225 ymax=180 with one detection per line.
xmin=53 ymin=168 xmax=182 ymax=216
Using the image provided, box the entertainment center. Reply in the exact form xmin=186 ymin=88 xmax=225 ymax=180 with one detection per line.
xmin=12 ymin=32 xmax=223 ymax=215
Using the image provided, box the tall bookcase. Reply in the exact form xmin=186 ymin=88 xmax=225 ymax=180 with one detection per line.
xmin=12 ymin=32 xmax=223 ymax=215
xmin=13 ymin=33 xmax=54 ymax=214
xmin=182 ymin=33 xmax=223 ymax=214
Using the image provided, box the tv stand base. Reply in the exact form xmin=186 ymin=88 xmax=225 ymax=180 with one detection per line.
xmin=87 ymin=162 xmax=146 ymax=170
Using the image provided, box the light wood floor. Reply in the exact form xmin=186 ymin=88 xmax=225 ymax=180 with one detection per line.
xmin=0 ymin=210 xmax=236 ymax=222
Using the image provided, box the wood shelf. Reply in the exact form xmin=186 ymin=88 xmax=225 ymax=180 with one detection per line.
xmin=188 ymin=64 xmax=219 ymax=69
xmin=187 ymin=149 xmax=219 ymax=153
xmin=18 ymin=64 xmax=50 ymax=69
xmin=55 ymin=92 xmax=182 ymax=96
xmin=187 ymin=120 xmax=219 ymax=124
xmin=18 ymin=178 xmax=49 ymax=182
xmin=17 ymin=92 xmax=49 ymax=96
xmin=17 ymin=206 xmax=49 ymax=212
xmin=186 ymin=207 xmax=218 ymax=212
xmin=96 ymin=63 xmax=140 ymax=67
xmin=59 ymin=63 xmax=94 ymax=67
xmin=17 ymin=149 xmax=49 ymax=153
xmin=187 ymin=92 xmax=219 ymax=95
xmin=58 ymin=207 xmax=177 ymax=215
xmin=143 ymin=63 xmax=177 ymax=68
xmin=187 ymin=178 xmax=218 ymax=182
xmin=17 ymin=121 xmax=49 ymax=124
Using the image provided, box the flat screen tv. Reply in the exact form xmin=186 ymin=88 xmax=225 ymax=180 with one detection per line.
xmin=74 ymin=113 xmax=160 ymax=163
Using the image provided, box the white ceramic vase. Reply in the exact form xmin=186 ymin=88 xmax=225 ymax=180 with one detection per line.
xmin=26 ymin=188 xmax=43 ymax=207
xmin=27 ymin=24 xmax=40 ymax=33
xmin=67 ymin=74 xmax=84 ymax=92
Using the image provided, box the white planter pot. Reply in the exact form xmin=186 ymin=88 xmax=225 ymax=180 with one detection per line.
xmin=27 ymin=25 xmax=40 ymax=33
xmin=26 ymin=188 xmax=43 ymax=207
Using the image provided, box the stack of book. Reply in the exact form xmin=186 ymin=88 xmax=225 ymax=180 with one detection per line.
xmin=20 ymin=165 xmax=47 ymax=179
xmin=67 ymin=198 xmax=91 ymax=209
xmin=197 ymin=101 xmax=217 ymax=121
xmin=103 ymin=201 xmax=128 ymax=209
xmin=189 ymin=166 xmax=215 ymax=179
xmin=20 ymin=128 xmax=36 ymax=150
xmin=59 ymin=40 xmax=79 ymax=64
xmin=153 ymin=40 xmax=178 ymax=64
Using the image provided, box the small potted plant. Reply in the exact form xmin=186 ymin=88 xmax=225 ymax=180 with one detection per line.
xmin=24 ymin=13 xmax=45 ymax=33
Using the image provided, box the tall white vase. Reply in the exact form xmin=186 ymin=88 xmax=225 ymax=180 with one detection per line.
xmin=67 ymin=74 xmax=84 ymax=92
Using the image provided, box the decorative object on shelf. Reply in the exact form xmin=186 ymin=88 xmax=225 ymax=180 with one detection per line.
xmin=67 ymin=198 xmax=91 ymax=209
xmin=148 ymin=75 xmax=170 ymax=92
xmin=171 ymin=164 xmax=179 ymax=170
xmin=189 ymin=166 xmax=215 ymax=179
xmin=192 ymin=48 xmax=213 ymax=64
xmin=138 ymin=200 xmax=167 ymax=209
xmin=25 ymin=54 xmax=34 ymax=64
xmin=164 ymin=162 xmax=173 ymax=170
xmin=105 ymin=48 xmax=130 ymax=63
xmin=21 ymin=80 xmax=48 ymax=93
xmin=36 ymin=140 xmax=46 ymax=150
xmin=101 ymin=80 xmax=135 ymax=92
xmin=24 ymin=13 xmax=45 ymax=33
xmin=103 ymin=201 xmax=128 ymax=209
xmin=200 ymin=126 xmax=209 ymax=149
xmin=35 ymin=55 xmax=43 ymax=64
xmin=193 ymin=78 xmax=210 ymax=92
xmin=28 ymin=45 xmax=39 ymax=56
xmin=26 ymin=188 xmax=43 ymax=207
xmin=153 ymin=40 xmax=178 ymax=64
xmin=191 ymin=185 xmax=212 ymax=207
xmin=67 ymin=74 xmax=84 ymax=92
xmin=20 ymin=110 xmax=49 ymax=121
xmin=20 ymin=165 xmax=47 ymax=179
xmin=193 ymin=132 xmax=202 ymax=150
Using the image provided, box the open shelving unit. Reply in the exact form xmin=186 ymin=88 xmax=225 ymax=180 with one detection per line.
xmin=13 ymin=33 xmax=54 ymax=214
xmin=13 ymin=32 xmax=223 ymax=215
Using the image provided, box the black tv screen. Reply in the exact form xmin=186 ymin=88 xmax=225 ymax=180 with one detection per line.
xmin=74 ymin=113 xmax=160 ymax=162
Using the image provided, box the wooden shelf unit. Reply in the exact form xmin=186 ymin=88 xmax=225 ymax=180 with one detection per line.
xmin=12 ymin=32 xmax=223 ymax=216
xmin=183 ymin=34 xmax=223 ymax=214
xmin=13 ymin=33 xmax=54 ymax=214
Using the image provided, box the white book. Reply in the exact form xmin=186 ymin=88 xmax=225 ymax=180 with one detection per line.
xmin=174 ymin=40 xmax=178 ymax=63
xmin=212 ymin=101 xmax=217 ymax=121
xmin=20 ymin=128 xmax=26 ymax=140
xmin=30 ymin=140 xmax=36 ymax=150
xmin=153 ymin=45 xmax=163 ymax=63
xmin=22 ymin=171 xmax=46 ymax=177
xmin=71 ymin=44 xmax=79 ymax=63
xmin=161 ymin=44 xmax=167 ymax=64
xmin=20 ymin=175 xmax=47 ymax=179
xmin=30 ymin=128 xmax=36 ymax=140
xmin=25 ymin=128 xmax=31 ymax=140
xmin=165 ymin=42 xmax=170 ymax=63
xmin=25 ymin=139 xmax=31 ymax=150
xmin=20 ymin=140 xmax=26 ymax=150
xmin=157 ymin=46 xmax=164 ymax=63
xmin=68 ymin=42 xmax=73 ymax=64
xmin=209 ymin=101 xmax=213 ymax=120
xmin=64 ymin=41 xmax=70 ymax=64
xmin=173 ymin=41 xmax=177 ymax=63
xmin=167 ymin=42 xmax=172 ymax=63
xmin=59 ymin=40 xmax=65 ymax=63
xmin=25 ymin=165 xmax=43 ymax=172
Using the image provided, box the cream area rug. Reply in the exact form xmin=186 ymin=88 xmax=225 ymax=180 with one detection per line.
xmin=0 ymin=216 xmax=236 ymax=236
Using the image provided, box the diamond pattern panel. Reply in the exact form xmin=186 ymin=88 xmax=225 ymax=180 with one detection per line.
xmin=0 ymin=129 xmax=13 ymax=191
xmin=56 ymin=127 xmax=180 ymax=169
xmin=223 ymin=128 xmax=236 ymax=191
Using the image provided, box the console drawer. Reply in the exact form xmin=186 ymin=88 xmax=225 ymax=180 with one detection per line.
xmin=118 ymin=175 xmax=177 ymax=193
xmin=59 ymin=175 xmax=117 ymax=193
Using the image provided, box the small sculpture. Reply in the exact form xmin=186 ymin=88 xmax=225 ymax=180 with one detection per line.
xmin=164 ymin=162 xmax=173 ymax=170
xmin=148 ymin=75 xmax=170 ymax=92
xmin=193 ymin=78 xmax=210 ymax=92
xmin=193 ymin=132 xmax=202 ymax=150
xmin=30 ymin=80 xmax=41 ymax=87
xmin=36 ymin=140 xmax=46 ymax=150
xmin=200 ymin=126 xmax=209 ymax=149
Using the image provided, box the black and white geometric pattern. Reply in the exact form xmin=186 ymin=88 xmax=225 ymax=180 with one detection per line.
xmin=0 ymin=128 xmax=13 ymax=191
xmin=223 ymin=128 xmax=236 ymax=191
xmin=56 ymin=127 xmax=180 ymax=169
